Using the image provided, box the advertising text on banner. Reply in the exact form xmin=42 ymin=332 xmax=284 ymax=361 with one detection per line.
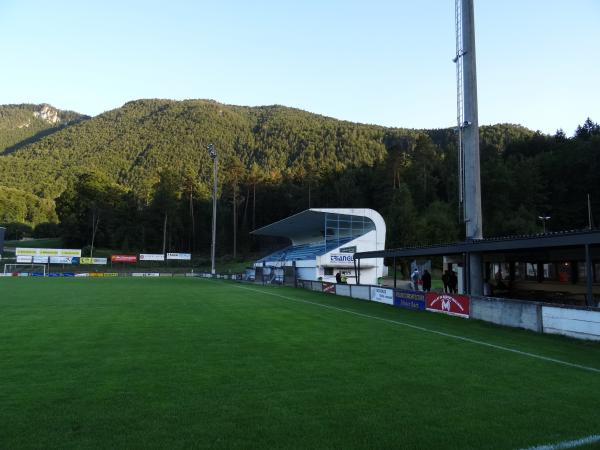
xmin=425 ymin=293 xmax=470 ymax=318
xmin=166 ymin=253 xmax=191 ymax=260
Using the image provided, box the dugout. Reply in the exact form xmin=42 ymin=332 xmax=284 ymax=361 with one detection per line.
xmin=356 ymin=229 xmax=600 ymax=307
xmin=252 ymin=208 xmax=386 ymax=285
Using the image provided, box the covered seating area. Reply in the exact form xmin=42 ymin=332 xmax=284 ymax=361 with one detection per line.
xmin=356 ymin=229 xmax=600 ymax=307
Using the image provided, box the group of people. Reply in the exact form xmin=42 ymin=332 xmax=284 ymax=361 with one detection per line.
xmin=411 ymin=268 xmax=432 ymax=292
xmin=442 ymin=269 xmax=458 ymax=294
xmin=410 ymin=268 xmax=458 ymax=293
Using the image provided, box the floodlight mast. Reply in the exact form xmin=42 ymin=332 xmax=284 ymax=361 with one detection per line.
xmin=455 ymin=0 xmax=483 ymax=295
xmin=207 ymin=144 xmax=218 ymax=275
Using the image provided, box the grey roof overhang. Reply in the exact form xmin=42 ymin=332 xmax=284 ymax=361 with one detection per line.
xmin=355 ymin=229 xmax=600 ymax=260
xmin=250 ymin=210 xmax=327 ymax=238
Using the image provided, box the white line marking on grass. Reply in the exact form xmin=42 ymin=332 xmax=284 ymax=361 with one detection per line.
xmin=519 ymin=434 xmax=600 ymax=450
xmin=227 ymin=283 xmax=600 ymax=375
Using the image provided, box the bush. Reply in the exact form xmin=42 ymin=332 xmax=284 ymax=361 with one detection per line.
xmin=0 ymin=222 xmax=33 ymax=240
xmin=33 ymin=222 xmax=61 ymax=238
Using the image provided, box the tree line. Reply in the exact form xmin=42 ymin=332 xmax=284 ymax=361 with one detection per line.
xmin=0 ymin=99 xmax=598 ymax=255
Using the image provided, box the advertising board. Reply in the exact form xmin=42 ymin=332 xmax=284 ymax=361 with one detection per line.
xmin=16 ymin=255 xmax=33 ymax=263
xmin=166 ymin=253 xmax=191 ymax=260
xmin=33 ymin=256 xmax=49 ymax=264
xmin=322 ymin=282 xmax=336 ymax=294
xmin=370 ymin=287 xmax=394 ymax=305
xmin=16 ymin=248 xmax=81 ymax=257
xmin=425 ymin=293 xmax=470 ymax=318
xmin=329 ymin=254 xmax=354 ymax=264
xmin=111 ymin=255 xmax=137 ymax=263
xmin=80 ymin=257 xmax=108 ymax=265
xmin=132 ymin=273 xmax=160 ymax=277
xmin=140 ymin=254 xmax=165 ymax=261
xmin=49 ymin=256 xmax=79 ymax=265
xmin=394 ymin=289 xmax=426 ymax=311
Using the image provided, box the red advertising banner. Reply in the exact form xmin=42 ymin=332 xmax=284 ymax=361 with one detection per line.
xmin=111 ymin=255 xmax=137 ymax=263
xmin=322 ymin=282 xmax=336 ymax=294
xmin=425 ymin=293 xmax=470 ymax=318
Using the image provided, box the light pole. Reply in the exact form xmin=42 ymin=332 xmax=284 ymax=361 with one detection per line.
xmin=207 ymin=144 xmax=218 ymax=275
xmin=538 ymin=215 xmax=551 ymax=233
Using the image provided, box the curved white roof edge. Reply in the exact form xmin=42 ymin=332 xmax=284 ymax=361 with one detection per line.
xmin=309 ymin=208 xmax=386 ymax=250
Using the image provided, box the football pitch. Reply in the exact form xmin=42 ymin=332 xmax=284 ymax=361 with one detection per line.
xmin=1 ymin=278 xmax=599 ymax=449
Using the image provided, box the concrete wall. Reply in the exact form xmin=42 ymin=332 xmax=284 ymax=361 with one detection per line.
xmin=295 ymin=279 xmax=600 ymax=342
xmin=471 ymin=296 xmax=542 ymax=332
xmin=336 ymin=284 xmax=351 ymax=297
xmin=542 ymin=306 xmax=600 ymax=341
xmin=351 ymin=285 xmax=370 ymax=300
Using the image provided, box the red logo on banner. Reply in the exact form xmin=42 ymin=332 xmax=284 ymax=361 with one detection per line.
xmin=111 ymin=255 xmax=137 ymax=263
xmin=425 ymin=293 xmax=470 ymax=318
xmin=322 ymin=282 xmax=336 ymax=294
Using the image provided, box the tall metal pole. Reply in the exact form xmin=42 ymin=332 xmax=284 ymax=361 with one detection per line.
xmin=461 ymin=0 xmax=483 ymax=295
xmin=208 ymin=144 xmax=218 ymax=275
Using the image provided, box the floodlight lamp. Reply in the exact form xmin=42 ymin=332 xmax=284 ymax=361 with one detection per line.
xmin=207 ymin=144 xmax=217 ymax=159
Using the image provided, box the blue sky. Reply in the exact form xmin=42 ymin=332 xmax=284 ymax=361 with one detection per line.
xmin=1 ymin=0 xmax=598 ymax=134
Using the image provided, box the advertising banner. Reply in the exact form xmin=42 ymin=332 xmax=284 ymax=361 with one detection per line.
xmin=425 ymin=293 xmax=470 ymax=318
xmin=322 ymin=282 xmax=336 ymax=294
xmin=16 ymin=248 xmax=81 ymax=257
xmin=49 ymin=256 xmax=79 ymax=265
xmin=140 ymin=254 xmax=165 ymax=261
xmin=329 ymin=254 xmax=354 ymax=265
xmin=394 ymin=289 xmax=426 ymax=310
xmin=166 ymin=253 xmax=191 ymax=260
xmin=80 ymin=257 xmax=108 ymax=265
xmin=132 ymin=273 xmax=160 ymax=277
xmin=89 ymin=272 xmax=105 ymax=277
xmin=16 ymin=255 xmax=33 ymax=263
xmin=111 ymin=255 xmax=137 ymax=263
xmin=370 ymin=287 xmax=394 ymax=305
xmin=33 ymin=256 xmax=49 ymax=264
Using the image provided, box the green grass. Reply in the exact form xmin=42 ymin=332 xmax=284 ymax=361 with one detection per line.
xmin=1 ymin=278 xmax=599 ymax=449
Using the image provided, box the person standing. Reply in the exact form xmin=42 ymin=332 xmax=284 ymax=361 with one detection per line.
xmin=449 ymin=271 xmax=458 ymax=294
xmin=422 ymin=269 xmax=432 ymax=292
xmin=411 ymin=268 xmax=420 ymax=291
xmin=442 ymin=270 xmax=450 ymax=293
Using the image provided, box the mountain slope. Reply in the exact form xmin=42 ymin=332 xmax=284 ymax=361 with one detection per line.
xmin=0 ymin=103 xmax=88 ymax=155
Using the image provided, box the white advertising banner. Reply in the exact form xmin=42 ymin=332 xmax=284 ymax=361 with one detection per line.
xmin=33 ymin=256 xmax=49 ymax=264
xmin=49 ymin=256 xmax=77 ymax=264
xmin=132 ymin=273 xmax=161 ymax=277
xmin=370 ymin=287 xmax=394 ymax=305
xmin=16 ymin=248 xmax=82 ymax=257
xmin=166 ymin=253 xmax=191 ymax=260
xmin=329 ymin=254 xmax=354 ymax=265
xmin=16 ymin=255 xmax=33 ymax=263
xmin=140 ymin=254 xmax=165 ymax=261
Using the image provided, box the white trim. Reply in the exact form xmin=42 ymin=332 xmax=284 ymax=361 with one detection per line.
xmin=519 ymin=434 xmax=600 ymax=450
xmin=224 ymin=283 xmax=600 ymax=374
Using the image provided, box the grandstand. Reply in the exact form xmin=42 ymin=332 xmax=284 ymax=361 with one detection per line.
xmin=252 ymin=208 xmax=386 ymax=285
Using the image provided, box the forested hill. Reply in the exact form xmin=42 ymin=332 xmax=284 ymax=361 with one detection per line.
xmin=0 ymin=103 xmax=88 ymax=154
xmin=0 ymin=98 xmax=598 ymax=254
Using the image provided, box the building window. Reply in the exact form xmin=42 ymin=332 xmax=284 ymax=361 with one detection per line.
xmin=526 ymin=263 xmax=537 ymax=280
xmin=324 ymin=268 xmax=334 ymax=276
xmin=543 ymin=263 xmax=556 ymax=280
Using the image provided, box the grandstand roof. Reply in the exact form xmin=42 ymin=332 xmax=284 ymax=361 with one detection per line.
xmin=355 ymin=229 xmax=600 ymax=259
xmin=251 ymin=208 xmax=385 ymax=243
